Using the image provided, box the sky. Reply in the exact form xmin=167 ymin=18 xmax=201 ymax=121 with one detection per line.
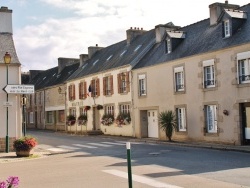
xmin=1 ymin=0 xmax=250 ymax=72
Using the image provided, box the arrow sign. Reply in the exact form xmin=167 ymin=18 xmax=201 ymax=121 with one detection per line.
xmin=3 ymin=85 xmax=34 ymax=94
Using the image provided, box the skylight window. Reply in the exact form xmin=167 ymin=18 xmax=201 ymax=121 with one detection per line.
xmin=81 ymin=64 xmax=87 ymax=69
xmin=106 ymin=55 xmax=113 ymax=61
xmin=120 ymin=50 xmax=127 ymax=57
xmin=53 ymin=73 xmax=56 ymax=77
xmin=57 ymin=74 xmax=61 ymax=78
xmin=134 ymin=45 xmax=142 ymax=52
xmin=43 ymin=77 xmax=46 ymax=80
xmin=93 ymin=59 xmax=99 ymax=66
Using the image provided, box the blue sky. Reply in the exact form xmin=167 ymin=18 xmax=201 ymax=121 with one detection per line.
xmin=1 ymin=0 xmax=250 ymax=72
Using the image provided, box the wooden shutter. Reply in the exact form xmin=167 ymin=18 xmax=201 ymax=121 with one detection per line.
xmin=126 ymin=72 xmax=130 ymax=92
xmin=110 ymin=75 xmax=113 ymax=95
xmin=68 ymin=85 xmax=71 ymax=100
xmin=91 ymin=80 xmax=94 ymax=97
xmin=117 ymin=73 xmax=121 ymax=94
xmin=73 ymin=84 xmax=75 ymax=100
xmin=96 ymin=78 xmax=100 ymax=96
xmin=79 ymin=82 xmax=82 ymax=99
xmin=103 ymin=77 xmax=106 ymax=96
xmin=84 ymin=81 xmax=87 ymax=99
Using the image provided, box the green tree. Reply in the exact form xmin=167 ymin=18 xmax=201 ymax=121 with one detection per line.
xmin=158 ymin=110 xmax=177 ymax=141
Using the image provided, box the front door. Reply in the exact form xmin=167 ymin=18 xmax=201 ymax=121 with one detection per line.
xmin=241 ymin=103 xmax=250 ymax=145
xmin=93 ymin=107 xmax=100 ymax=130
xmin=147 ymin=110 xmax=158 ymax=138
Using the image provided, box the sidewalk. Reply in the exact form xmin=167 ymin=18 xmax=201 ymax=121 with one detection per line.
xmin=1 ymin=136 xmax=250 ymax=163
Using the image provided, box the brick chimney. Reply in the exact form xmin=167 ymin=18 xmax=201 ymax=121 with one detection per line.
xmin=79 ymin=54 xmax=89 ymax=67
xmin=155 ymin=22 xmax=180 ymax=43
xmin=88 ymin=44 xmax=103 ymax=58
xmin=126 ymin=27 xmax=146 ymax=45
xmin=0 ymin=6 xmax=12 ymax=33
xmin=209 ymin=1 xmax=239 ymax=26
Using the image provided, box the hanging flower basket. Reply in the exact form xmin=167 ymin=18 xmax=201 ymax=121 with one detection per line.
xmin=67 ymin=115 xmax=76 ymax=125
xmin=97 ymin=105 xmax=103 ymax=110
xmin=84 ymin=106 xmax=91 ymax=111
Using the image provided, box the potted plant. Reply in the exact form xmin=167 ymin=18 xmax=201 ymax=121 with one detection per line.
xmin=84 ymin=106 xmax=91 ymax=111
xmin=158 ymin=110 xmax=177 ymax=141
xmin=101 ymin=114 xmax=114 ymax=126
xmin=13 ymin=136 xmax=38 ymax=157
xmin=0 ymin=176 xmax=19 ymax=188
xmin=67 ymin=115 xmax=76 ymax=125
xmin=115 ymin=113 xmax=131 ymax=126
xmin=97 ymin=105 xmax=103 ymax=110
xmin=78 ymin=114 xmax=88 ymax=125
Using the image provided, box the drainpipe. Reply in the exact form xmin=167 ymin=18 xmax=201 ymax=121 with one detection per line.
xmin=130 ymin=70 xmax=136 ymax=138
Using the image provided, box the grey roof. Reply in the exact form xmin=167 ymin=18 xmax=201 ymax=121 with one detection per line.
xmin=28 ymin=62 xmax=79 ymax=90
xmin=133 ymin=4 xmax=250 ymax=69
xmin=68 ymin=29 xmax=155 ymax=81
xmin=0 ymin=33 xmax=20 ymax=64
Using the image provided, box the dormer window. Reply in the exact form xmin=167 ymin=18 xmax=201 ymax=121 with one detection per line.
xmin=224 ymin=20 xmax=230 ymax=37
xmin=166 ymin=38 xmax=171 ymax=54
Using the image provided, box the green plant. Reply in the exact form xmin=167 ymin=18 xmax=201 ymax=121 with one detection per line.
xmin=67 ymin=115 xmax=76 ymax=121
xmin=13 ymin=136 xmax=38 ymax=151
xmin=158 ymin=110 xmax=177 ymax=141
xmin=78 ymin=114 xmax=88 ymax=125
xmin=101 ymin=114 xmax=114 ymax=126
xmin=116 ymin=113 xmax=131 ymax=126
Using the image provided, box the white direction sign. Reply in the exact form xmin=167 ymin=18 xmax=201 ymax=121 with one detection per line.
xmin=3 ymin=85 xmax=34 ymax=94
xmin=3 ymin=101 xmax=13 ymax=107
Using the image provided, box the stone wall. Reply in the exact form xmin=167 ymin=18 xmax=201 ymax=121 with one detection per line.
xmin=0 ymin=137 xmax=15 ymax=152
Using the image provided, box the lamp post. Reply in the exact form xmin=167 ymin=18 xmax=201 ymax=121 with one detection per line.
xmin=4 ymin=52 xmax=11 ymax=153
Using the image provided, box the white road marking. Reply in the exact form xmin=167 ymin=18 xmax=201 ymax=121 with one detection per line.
xmin=58 ymin=145 xmax=80 ymax=150
xmin=88 ymin=143 xmax=112 ymax=147
xmin=47 ymin=148 xmax=68 ymax=152
xmin=101 ymin=142 xmax=125 ymax=146
xmin=103 ymin=169 xmax=183 ymax=188
xmin=73 ymin=144 xmax=98 ymax=149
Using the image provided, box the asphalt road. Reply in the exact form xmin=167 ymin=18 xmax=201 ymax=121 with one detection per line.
xmin=1 ymin=130 xmax=250 ymax=188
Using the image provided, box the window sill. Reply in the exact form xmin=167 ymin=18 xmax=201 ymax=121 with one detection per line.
xmin=175 ymin=131 xmax=187 ymax=135
xmin=204 ymin=132 xmax=219 ymax=137
xmin=237 ymin=83 xmax=250 ymax=88
xmin=174 ymin=90 xmax=186 ymax=95
xmin=202 ymin=87 xmax=217 ymax=92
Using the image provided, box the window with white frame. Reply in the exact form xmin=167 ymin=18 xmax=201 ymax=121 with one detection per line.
xmin=79 ymin=107 xmax=87 ymax=116
xmin=138 ymin=74 xmax=146 ymax=96
xmin=203 ymin=59 xmax=215 ymax=88
xmin=119 ymin=104 xmax=130 ymax=114
xmin=69 ymin=108 xmax=76 ymax=117
xmin=29 ymin=112 xmax=34 ymax=123
xmin=118 ymin=72 xmax=130 ymax=94
xmin=46 ymin=111 xmax=53 ymax=123
xmin=105 ymin=105 xmax=114 ymax=115
xmin=174 ymin=66 xmax=184 ymax=92
xmin=176 ymin=107 xmax=186 ymax=131
xmin=205 ymin=105 xmax=217 ymax=133
xmin=103 ymin=76 xmax=113 ymax=96
xmin=224 ymin=20 xmax=230 ymax=37
xmin=238 ymin=59 xmax=250 ymax=84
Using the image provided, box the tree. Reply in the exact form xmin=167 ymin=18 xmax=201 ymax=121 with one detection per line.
xmin=158 ymin=110 xmax=177 ymax=141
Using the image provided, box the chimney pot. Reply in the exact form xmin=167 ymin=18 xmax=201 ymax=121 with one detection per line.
xmin=96 ymin=44 xmax=98 ymax=47
xmin=225 ymin=0 xmax=228 ymax=4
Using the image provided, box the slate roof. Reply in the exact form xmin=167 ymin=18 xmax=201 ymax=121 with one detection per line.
xmin=28 ymin=63 xmax=79 ymax=90
xmin=133 ymin=4 xmax=250 ymax=69
xmin=0 ymin=33 xmax=20 ymax=64
xmin=68 ymin=29 xmax=155 ymax=81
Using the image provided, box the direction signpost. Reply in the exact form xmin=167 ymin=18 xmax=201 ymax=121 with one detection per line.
xmin=3 ymin=84 xmax=34 ymax=94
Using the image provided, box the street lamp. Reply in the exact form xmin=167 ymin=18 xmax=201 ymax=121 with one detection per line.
xmin=4 ymin=52 xmax=11 ymax=153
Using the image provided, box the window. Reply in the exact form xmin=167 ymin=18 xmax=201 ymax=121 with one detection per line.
xmin=224 ymin=20 xmax=230 ymax=37
xmin=138 ymin=74 xmax=146 ymax=96
xmin=79 ymin=107 xmax=87 ymax=116
xmin=68 ymin=84 xmax=75 ymax=101
xmin=174 ymin=67 xmax=184 ymax=92
xmin=119 ymin=104 xmax=130 ymax=114
xmin=166 ymin=38 xmax=171 ymax=53
xmin=69 ymin=108 xmax=76 ymax=117
xmin=58 ymin=110 xmax=65 ymax=123
xmin=29 ymin=112 xmax=34 ymax=123
xmin=238 ymin=59 xmax=250 ymax=84
xmin=203 ymin=59 xmax=215 ymax=88
xmin=134 ymin=44 xmax=142 ymax=52
xmin=105 ymin=105 xmax=114 ymax=115
xmin=118 ymin=72 xmax=130 ymax=94
xmin=103 ymin=76 xmax=113 ymax=96
xmin=79 ymin=81 xmax=87 ymax=99
xmin=46 ymin=111 xmax=53 ymax=123
xmin=176 ymin=108 xmax=186 ymax=131
xmin=205 ymin=105 xmax=217 ymax=133
xmin=90 ymin=78 xmax=100 ymax=97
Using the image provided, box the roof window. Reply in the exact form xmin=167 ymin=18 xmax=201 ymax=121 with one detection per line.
xmin=120 ymin=50 xmax=127 ymax=56
xmin=93 ymin=59 xmax=99 ymax=66
xmin=106 ymin=55 xmax=113 ymax=61
xmin=134 ymin=45 xmax=142 ymax=52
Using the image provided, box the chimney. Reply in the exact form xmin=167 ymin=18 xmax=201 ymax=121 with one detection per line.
xmin=88 ymin=44 xmax=103 ymax=58
xmin=209 ymin=2 xmax=239 ymax=26
xmin=58 ymin=57 xmax=79 ymax=73
xmin=155 ymin=22 xmax=180 ymax=43
xmin=126 ymin=27 xmax=146 ymax=44
xmin=0 ymin=6 xmax=13 ymax=33
xmin=79 ymin=54 xmax=89 ymax=67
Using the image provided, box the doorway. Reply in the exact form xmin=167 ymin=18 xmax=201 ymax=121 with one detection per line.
xmin=92 ymin=107 xmax=100 ymax=130
xmin=147 ymin=110 xmax=159 ymax=138
xmin=240 ymin=103 xmax=250 ymax=145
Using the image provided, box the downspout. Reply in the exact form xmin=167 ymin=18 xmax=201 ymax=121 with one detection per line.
xmin=43 ymin=90 xmax=46 ymax=129
xmin=130 ymin=70 xmax=136 ymax=138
